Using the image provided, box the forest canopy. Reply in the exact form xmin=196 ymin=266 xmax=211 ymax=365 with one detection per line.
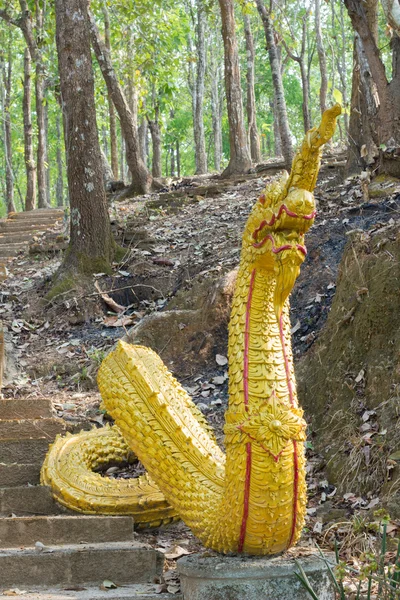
xmin=0 ymin=0 xmax=399 ymax=216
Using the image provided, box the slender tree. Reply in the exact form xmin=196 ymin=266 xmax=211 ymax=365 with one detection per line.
xmin=87 ymin=10 xmax=153 ymax=195
xmin=255 ymin=0 xmax=293 ymax=169
xmin=243 ymin=12 xmax=261 ymax=163
xmin=55 ymin=0 xmax=114 ymax=276
xmin=315 ymin=0 xmax=328 ymax=114
xmin=194 ymin=0 xmax=208 ymax=174
xmin=1 ymin=30 xmax=16 ymax=214
xmin=0 ymin=0 xmax=50 ymax=208
xmin=102 ymin=1 xmax=118 ymax=180
xmin=148 ymin=91 xmax=162 ymax=178
xmin=218 ymin=0 xmax=251 ymax=176
xmin=281 ymin=9 xmax=312 ymax=132
xmin=208 ymin=24 xmax=223 ymax=171
xmin=55 ymin=114 xmax=63 ymax=207
xmin=34 ymin=0 xmax=50 ymax=208
xmin=344 ymin=0 xmax=400 ymax=176
xmin=381 ymin=0 xmax=400 ymax=35
xmin=23 ymin=47 xmax=36 ymax=211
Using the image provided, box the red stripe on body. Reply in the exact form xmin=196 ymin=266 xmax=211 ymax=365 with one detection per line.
xmin=252 ymin=205 xmax=316 ymax=240
xmin=238 ymin=269 xmax=256 ymax=552
xmin=289 ymin=440 xmax=299 ymax=547
xmin=279 ymin=313 xmax=299 ymax=548
xmin=238 ymin=442 xmax=252 ymax=552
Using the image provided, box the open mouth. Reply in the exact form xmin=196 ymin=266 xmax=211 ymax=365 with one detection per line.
xmin=252 ymin=204 xmax=316 ymax=250
xmin=252 ymin=233 xmax=307 ymax=255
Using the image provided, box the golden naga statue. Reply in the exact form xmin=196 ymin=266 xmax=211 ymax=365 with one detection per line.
xmin=42 ymin=105 xmax=341 ymax=555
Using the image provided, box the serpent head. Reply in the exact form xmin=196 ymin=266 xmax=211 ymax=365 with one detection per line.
xmin=243 ymin=104 xmax=342 ymax=319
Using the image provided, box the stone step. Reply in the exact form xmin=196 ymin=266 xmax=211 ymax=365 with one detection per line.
xmin=0 ymin=397 xmax=53 ymax=420
xmin=0 ymin=244 xmax=29 ymax=257
xmin=0 ymin=221 xmax=60 ymax=232
xmin=0 ymin=418 xmax=65 ymax=441
xmin=0 ymin=585 xmax=181 ymax=600
xmin=3 ymin=212 xmax=61 ymax=221
xmin=0 ymin=463 xmax=41 ymax=487
xmin=0 ymin=232 xmax=36 ymax=243
xmin=9 ymin=210 xmax=63 ymax=220
xmin=0 ymin=515 xmax=134 ymax=548
xmin=0 ymin=486 xmax=62 ymax=517
xmin=0 ymin=541 xmax=163 ymax=587
xmin=0 ymin=438 xmax=50 ymax=464
xmin=0 ymin=224 xmax=49 ymax=233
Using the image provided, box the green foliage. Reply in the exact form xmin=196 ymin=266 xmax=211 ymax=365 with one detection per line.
xmin=0 ymin=0 xmax=394 ymax=210
xmin=296 ymin=515 xmax=400 ymax=600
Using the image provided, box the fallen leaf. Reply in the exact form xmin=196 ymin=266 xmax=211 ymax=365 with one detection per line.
xmin=355 ymin=369 xmax=365 ymax=383
xmin=366 ymin=497 xmax=380 ymax=510
xmin=291 ymin=320 xmax=301 ymax=334
xmin=103 ymin=315 xmax=135 ymax=327
xmin=152 ymin=257 xmax=175 ymax=267
xmin=313 ymin=521 xmax=323 ymax=533
xmin=100 ymin=580 xmax=118 ymax=590
xmin=95 ymin=281 xmax=125 ymax=313
xmin=215 ymin=354 xmax=228 ymax=366
xmin=165 ymin=545 xmax=191 ymax=559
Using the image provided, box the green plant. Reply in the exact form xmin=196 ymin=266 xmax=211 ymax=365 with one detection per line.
xmin=295 ymin=520 xmax=400 ymax=599
xmin=86 ymin=347 xmax=107 ymax=367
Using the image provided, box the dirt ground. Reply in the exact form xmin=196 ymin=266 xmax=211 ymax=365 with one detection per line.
xmin=2 ymin=159 xmax=400 ymax=596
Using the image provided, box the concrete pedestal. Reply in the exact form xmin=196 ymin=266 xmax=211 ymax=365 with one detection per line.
xmin=177 ymin=550 xmax=335 ymax=600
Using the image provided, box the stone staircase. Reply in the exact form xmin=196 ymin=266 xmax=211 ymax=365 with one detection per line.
xmin=0 ymin=396 xmax=181 ymax=599
xmin=0 ymin=209 xmax=64 ymax=260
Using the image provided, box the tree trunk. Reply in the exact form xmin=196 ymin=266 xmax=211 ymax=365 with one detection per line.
xmin=23 ymin=47 xmax=36 ymax=211
xmin=87 ymin=10 xmax=152 ymax=195
xmin=35 ymin=63 xmax=49 ymax=207
xmin=345 ymin=0 xmax=400 ymax=174
xmin=193 ymin=0 xmax=208 ymax=174
xmin=138 ymin=117 xmax=148 ymax=165
xmin=256 ymin=0 xmax=293 ymax=169
xmin=271 ymin=95 xmax=282 ymax=157
xmin=218 ymin=0 xmax=252 ymax=176
xmin=176 ymin=139 xmax=181 ymax=177
xmin=282 ymin=13 xmax=311 ymax=134
xmin=148 ymin=106 xmax=162 ymax=178
xmin=102 ymin=1 xmax=118 ymax=180
xmin=381 ymin=0 xmax=400 ymax=35
xmin=56 ymin=113 xmax=63 ymax=207
xmin=344 ymin=0 xmax=400 ymax=159
xmin=55 ymin=0 xmax=114 ymax=274
xmin=315 ymin=0 xmax=328 ymax=114
xmin=210 ymin=51 xmax=223 ymax=171
xmin=170 ymin=145 xmax=176 ymax=177
xmin=346 ymin=34 xmax=379 ymax=173
xmin=338 ymin=1 xmax=349 ymax=132
xmin=299 ymin=58 xmax=311 ymax=132
xmin=2 ymin=32 xmax=16 ymax=214
xmin=35 ymin=0 xmax=49 ymax=208
xmin=243 ymin=13 xmax=261 ymax=163
xmin=44 ymin=90 xmax=51 ymax=203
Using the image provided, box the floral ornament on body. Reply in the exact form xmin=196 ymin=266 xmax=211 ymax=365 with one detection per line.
xmin=225 ymin=392 xmax=306 ymax=461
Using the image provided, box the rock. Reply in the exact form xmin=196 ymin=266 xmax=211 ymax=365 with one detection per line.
xmin=177 ymin=551 xmax=336 ymax=600
xmin=315 ymin=501 xmax=348 ymax=523
xmin=368 ymin=174 xmax=400 ymax=198
xmin=297 ymin=228 xmax=400 ymax=508
xmin=123 ymin=270 xmax=237 ymax=378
